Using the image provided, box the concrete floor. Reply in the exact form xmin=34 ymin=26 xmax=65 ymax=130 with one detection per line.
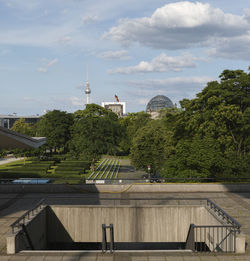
xmin=0 ymin=191 xmax=250 ymax=260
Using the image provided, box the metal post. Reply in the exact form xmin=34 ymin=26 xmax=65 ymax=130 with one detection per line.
xmin=21 ymin=224 xmax=34 ymax=250
xmin=110 ymin=224 xmax=114 ymax=253
xmin=102 ymin=224 xmax=107 ymax=253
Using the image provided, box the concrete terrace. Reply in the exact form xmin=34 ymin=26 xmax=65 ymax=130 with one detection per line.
xmin=0 ymin=188 xmax=250 ymax=260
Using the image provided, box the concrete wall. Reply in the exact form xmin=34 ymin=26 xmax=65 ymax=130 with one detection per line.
xmin=48 ymin=205 xmax=219 ymax=243
xmin=7 ymin=207 xmax=47 ymax=254
xmin=1 ymin=183 xmax=250 ymax=194
xmin=7 ymin=204 xmax=245 ymax=253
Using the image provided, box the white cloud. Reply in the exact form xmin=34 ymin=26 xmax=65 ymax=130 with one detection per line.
xmin=82 ymin=15 xmax=98 ymax=25
xmin=57 ymin=36 xmax=72 ymax=44
xmin=207 ymin=34 xmax=250 ymax=60
xmin=103 ymin=1 xmax=250 ymax=51
xmin=108 ymin=53 xmax=196 ymax=74
xmin=38 ymin=67 xmax=48 ymax=73
xmin=70 ymin=96 xmax=83 ymax=106
xmin=5 ymin=0 xmax=41 ymax=11
xmin=127 ymin=76 xmax=213 ymax=89
xmin=38 ymin=58 xmax=58 ymax=73
xmin=98 ymin=50 xmax=131 ymax=60
xmin=124 ymin=76 xmax=214 ymax=103
xmin=47 ymin=58 xmax=58 ymax=67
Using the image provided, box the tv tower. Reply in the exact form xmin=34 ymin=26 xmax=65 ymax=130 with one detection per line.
xmin=85 ymin=63 xmax=91 ymax=105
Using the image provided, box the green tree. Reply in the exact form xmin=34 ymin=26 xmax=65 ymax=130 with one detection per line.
xmin=119 ymin=111 xmax=151 ymax=154
xmin=69 ymin=104 xmax=122 ymax=163
xmin=161 ymin=136 xmax=226 ymax=180
xmin=11 ymin=118 xmax=36 ymax=136
xmin=130 ymin=120 xmax=173 ymax=174
xmin=163 ymin=68 xmax=250 ymax=180
xmin=175 ymin=68 xmax=250 ymax=156
xmin=36 ymin=110 xmax=73 ymax=152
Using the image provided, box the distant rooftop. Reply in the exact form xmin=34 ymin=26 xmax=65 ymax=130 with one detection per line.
xmin=146 ymin=95 xmax=174 ymax=112
xmin=0 ymin=126 xmax=46 ymax=149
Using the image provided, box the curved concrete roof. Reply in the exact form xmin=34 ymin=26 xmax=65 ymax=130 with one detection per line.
xmin=0 ymin=126 xmax=46 ymax=149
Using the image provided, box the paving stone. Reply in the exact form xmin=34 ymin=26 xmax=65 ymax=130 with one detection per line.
xmin=96 ymin=255 xmax=114 ymax=261
xmin=44 ymin=256 xmax=63 ymax=261
xmin=8 ymin=256 xmax=29 ymax=261
xmin=131 ymin=257 xmax=148 ymax=261
xmin=113 ymin=255 xmax=130 ymax=261
xmin=0 ymin=255 xmax=12 ymax=261
xmin=26 ymin=256 xmax=46 ymax=261
xmin=235 ymin=255 xmax=250 ymax=261
xmin=183 ymin=256 xmax=201 ymax=261
xmin=148 ymin=256 xmax=165 ymax=261
xmin=165 ymin=257 xmax=184 ymax=261
xmin=79 ymin=255 xmax=97 ymax=261
xmin=200 ymin=256 xmax=219 ymax=261
xmin=62 ymin=256 xmax=80 ymax=261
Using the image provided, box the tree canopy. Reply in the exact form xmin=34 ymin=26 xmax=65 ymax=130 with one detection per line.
xmin=68 ymin=104 xmax=122 ymax=161
xmin=36 ymin=110 xmax=73 ymax=152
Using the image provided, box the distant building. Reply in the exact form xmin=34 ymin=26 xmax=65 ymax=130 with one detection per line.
xmin=146 ymin=95 xmax=174 ymax=119
xmin=101 ymin=102 xmax=126 ymax=117
xmin=0 ymin=115 xmax=40 ymax=129
xmin=0 ymin=126 xmax=46 ymax=149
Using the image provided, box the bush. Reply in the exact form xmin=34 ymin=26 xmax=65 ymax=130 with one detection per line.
xmin=0 ymin=172 xmax=41 ymax=179
xmin=53 ymin=170 xmax=81 ymax=175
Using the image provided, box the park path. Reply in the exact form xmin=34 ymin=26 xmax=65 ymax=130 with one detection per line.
xmin=0 ymin=157 xmax=24 ymax=166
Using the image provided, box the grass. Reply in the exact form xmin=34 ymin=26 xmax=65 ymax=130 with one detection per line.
xmin=0 ymin=159 xmax=32 ymax=169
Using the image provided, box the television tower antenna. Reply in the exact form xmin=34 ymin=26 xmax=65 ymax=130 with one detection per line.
xmin=85 ymin=63 xmax=91 ymax=105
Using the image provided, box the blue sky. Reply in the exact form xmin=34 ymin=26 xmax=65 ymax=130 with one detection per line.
xmin=0 ymin=0 xmax=249 ymax=115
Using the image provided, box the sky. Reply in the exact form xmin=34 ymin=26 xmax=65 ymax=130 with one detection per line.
xmin=0 ymin=0 xmax=249 ymax=115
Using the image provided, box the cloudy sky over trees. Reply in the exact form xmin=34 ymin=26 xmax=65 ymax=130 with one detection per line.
xmin=0 ymin=0 xmax=249 ymax=114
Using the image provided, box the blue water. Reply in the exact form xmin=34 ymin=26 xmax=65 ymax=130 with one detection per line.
xmin=12 ymin=179 xmax=51 ymax=184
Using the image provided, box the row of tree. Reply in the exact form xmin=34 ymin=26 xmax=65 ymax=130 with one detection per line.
xmin=129 ymin=68 xmax=250 ymax=180
xmin=10 ymin=68 xmax=250 ymax=180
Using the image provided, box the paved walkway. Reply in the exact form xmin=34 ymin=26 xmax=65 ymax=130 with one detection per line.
xmin=1 ymin=252 xmax=250 ymax=260
xmin=0 ymin=191 xmax=249 ymax=260
xmin=0 ymin=157 xmax=24 ymax=165
xmin=117 ymin=159 xmax=147 ymax=179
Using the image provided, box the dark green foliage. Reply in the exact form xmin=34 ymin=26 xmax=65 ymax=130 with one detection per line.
xmin=36 ymin=110 xmax=73 ymax=152
xmin=69 ymin=104 xmax=122 ymax=162
xmin=11 ymin=118 xmax=36 ymax=136
xmin=119 ymin=111 xmax=152 ymax=154
xmin=0 ymin=172 xmax=41 ymax=179
xmin=130 ymin=120 xmax=173 ymax=173
xmin=161 ymin=136 xmax=226 ymax=180
xmin=161 ymin=68 xmax=250 ymax=181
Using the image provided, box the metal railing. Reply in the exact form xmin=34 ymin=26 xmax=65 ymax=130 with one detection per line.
xmin=185 ymin=198 xmax=241 ymax=253
xmin=10 ymin=198 xmax=46 ymax=233
xmin=186 ymin=224 xmax=239 ymax=252
xmin=206 ymin=199 xmax=241 ymax=230
xmin=102 ymin=224 xmax=114 ymax=253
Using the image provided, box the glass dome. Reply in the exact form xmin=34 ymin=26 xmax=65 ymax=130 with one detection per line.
xmin=146 ymin=95 xmax=174 ymax=112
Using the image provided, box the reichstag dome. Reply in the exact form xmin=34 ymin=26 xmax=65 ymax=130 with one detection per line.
xmin=146 ymin=95 xmax=174 ymax=112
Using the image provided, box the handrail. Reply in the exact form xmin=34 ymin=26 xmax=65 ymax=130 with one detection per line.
xmin=87 ymin=158 xmax=108 ymax=179
xmin=92 ymin=158 xmax=111 ymax=180
xmin=206 ymin=199 xmax=241 ymax=231
xmin=186 ymin=224 xmax=238 ymax=252
xmin=104 ymin=159 xmax=116 ymax=179
xmin=98 ymin=159 xmax=112 ymax=179
xmin=110 ymin=159 xmax=119 ymax=180
xmin=10 ymin=198 xmax=46 ymax=233
xmin=114 ymin=162 xmax=121 ymax=179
